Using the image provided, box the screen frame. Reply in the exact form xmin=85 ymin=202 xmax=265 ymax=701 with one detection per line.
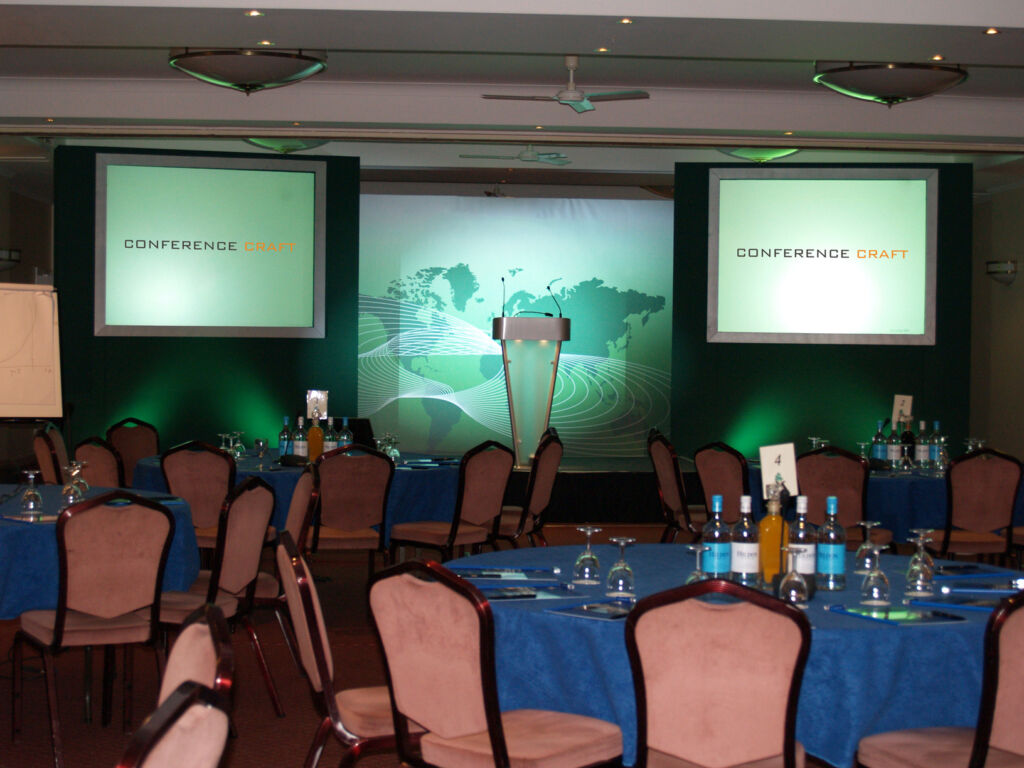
xmin=707 ymin=166 xmax=937 ymax=346
xmin=94 ymin=152 xmax=327 ymax=338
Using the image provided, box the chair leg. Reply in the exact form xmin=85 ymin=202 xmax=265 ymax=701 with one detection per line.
xmin=533 ymin=530 xmax=549 ymax=547
xmin=303 ymin=716 xmax=333 ymax=768
xmin=367 ymin=549 xmax=376 ymax=581
xmin=43 ymin=650 xmax=65 ymax=768
xmin=242 ymin=616 xmax=285 ymax=717
xmin=272 ymin=604 xmax=303 ymax=673
xmin=83 ymin=645 xmax=92 ymax=723
xmin=388 ymin=542 xmax=398 ymax=565
xmin=12 ymin=632 xmax=22 ymax=741
xmin=101 ymin=645 xmax=115 ymax=727
xmin=123 ymin=645 xmax=134 ymax=734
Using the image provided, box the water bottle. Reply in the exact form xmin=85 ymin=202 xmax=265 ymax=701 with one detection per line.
xmin=702 ymin=495 xmax=731 ymax=579
xmin=928 ymin=420 xmax=942 ymax=465
xmin=323 ymin=416 xmax=338 ymax=453
xmin=816 ymin=496 xmax=846 ymax=591
xmin=730 ymin=495 xmax=759 ymax=588
xmin=293 ymin=416 xmax=309 ymax=459
xmin=789 ymin=496 xmax=817 ymax=594
xmin=915 ymin=419 xmax=930 ymax=469
xmin=871 ymin=420 xmax=887 ymax=462
xmin=338 ymin=416 xmax=354 ymax=448
xmin=886 ymin=420 xmax=901 ymax=470
xmin=277 ymin=416 xmax=292 ymax=456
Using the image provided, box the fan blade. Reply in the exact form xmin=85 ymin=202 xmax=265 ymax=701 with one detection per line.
xmin=482 ymin=94 xmax=559 ymax=102
xmin=559 ymin=97 xmax=594 ymax=113
xmin=584 ymin=90 xmax=650 ymax=103
xmin=459 ymin=154 xmax=518 ymax=160
xmin=536 ymin=152 xmax=568 ymax=160
xmin=537 ymin=156 xmax=571 ymax=166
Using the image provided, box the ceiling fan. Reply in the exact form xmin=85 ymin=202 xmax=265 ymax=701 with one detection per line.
xmin=482 ymin=55 xmax=649 ymax=113
xmin=459 ymin=145 xmax=571 ymax=166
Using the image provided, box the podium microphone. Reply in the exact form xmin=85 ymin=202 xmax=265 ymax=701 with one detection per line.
xmin=501 ymin=276 xmax=506 ymax=317
xmin=547 ymin=284 xmax=563 ymax=318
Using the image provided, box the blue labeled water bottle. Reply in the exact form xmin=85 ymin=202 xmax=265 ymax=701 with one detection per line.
xmin=816 ymin=495 xmax=846 ymax=591
xmin=702 ymin=495 xmax=731 ymax=579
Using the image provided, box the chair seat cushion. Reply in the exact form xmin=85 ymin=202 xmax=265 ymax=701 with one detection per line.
xmin=21 ymin=607 xmax=153 ymax=647
xmin=844 ymin=526 xmax=894 ymax=548
xmin=498 ymin=506 xmax=526 ymax=536
xmin=390 ymin=521 xmax=489 ymax=548
xmin=186 ymin=570 xmax=279 ymax=601
xmin=420 ymin=708 xmax=621 ymax=768
xmin=336 ymin=685 xmax=424 ymax=738
xmin=646 ymin=742 xmax=805 ymax=768
xmin=195 ymin=525 xmax=218 ymax=550
xmin=857 ymin=726 xmax=991 ymax=768
xmin=945 ymin=529 xmax=1007 ymax=554
xmin=315 ymin=526 xmax=380 ymax=550
xmin=160 ymin=590 xmax=237 ymax=625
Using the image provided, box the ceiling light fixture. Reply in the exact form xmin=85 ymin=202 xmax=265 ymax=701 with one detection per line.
xmin=594 ymin=46 xmax=610 ymax=53
xmin=244 ymin=138 xmax=328 ymax=154
xmin=718 ymin=148 xmax=801 ymax=163
xmin=813 ymin=61 xmax=967 ymax=106
xmin=985 ymin=27 xmax=1000 ymax=35
xmin=169 ymin=48 xmax=326 ymax=94
xmin=931 ymin=54 xmax=945 ymax=61
xmin=244 ymin=9 xmax=264 ymax=17
xmin=619 ymin=18 xmax=633 ymax=24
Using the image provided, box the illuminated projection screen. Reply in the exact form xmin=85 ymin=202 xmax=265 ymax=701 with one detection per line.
xmin=95 ymin=153 xmax=325 ymax=337
xmin=359 ymin=195 xmax=673 ymax=456
xmin=708 ymin=167 xmax=937 ymax=345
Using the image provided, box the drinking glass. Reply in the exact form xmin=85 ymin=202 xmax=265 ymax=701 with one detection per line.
xmin=232 ymin=432 xmax=246 ymax=459
xmin=218 ymin=433 xmax=229 ymax=451
xmin=685 ymin=544 xmax=709 ymax=584
xmin=856 ymin=442 xmax=870 ymax=461
xmin=60 ymin=468 xmax=83 ymax=511
xmin=778 ymin=546 xmax=809 ymax=607
xmin=254 ymin=438 xmax=269 ymax=470
xmin=908 ymin=528 xmax=935 ymax=573
xmin=20 ymin=469 xmax=43 ymax=516
xmin=904 ymin=537 xmax=935 ymax=597
xmin=572 ymin=526 xmax=602 ymax=585
xmin=386 ymin=435 xmax=401 ymax=462
xmin=808 ymin=437 xmax=824 ymax=451
xmin=605 ymin=537 xmax=636 ymax=597
xmin=853 ymin=521 xmax=882 ymax=575
xmin=860 ymin=545 xmax=890 ymax=605
xmin=70 ymin=460 xmax=89 ymax=495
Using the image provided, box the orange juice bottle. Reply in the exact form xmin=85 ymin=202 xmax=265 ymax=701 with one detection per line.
xmin=758 ymin=489 xmax=788 ymax=589
xmin=307 ymin=407 xmax=324 ymax=462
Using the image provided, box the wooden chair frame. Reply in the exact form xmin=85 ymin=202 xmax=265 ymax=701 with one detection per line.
xmin=162 ymin=602 xmax=234 ymax=706
xmin=73 ymin=435 xmax=126 ymax=488
xmin=693 ymin=440 xmax=749 ymax=524
xmin=160 ymin=440 xmax=236 ymax=539
xmin=940 ymin=447 xmax=1023 ymax=561
xmin=647 ymin=429 xmax=698 ymax=543
xmin=492 ymin=429 xmax=563 ymax=548
xmin=106 ymin=417 xmax=159 ymax=487
xmin=34 ymin=421 xmax=69 ymax=485
xmin=625 ymin=578 xmax=811 ymax=768
xmin=795 ymin=444 xmax=870 ymax=528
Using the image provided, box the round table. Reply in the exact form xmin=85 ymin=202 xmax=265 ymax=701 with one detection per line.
xmin=448 ymin=544 xmax=991 ymax=768
xmin=132 ymin=452 xmax=461 ymax=539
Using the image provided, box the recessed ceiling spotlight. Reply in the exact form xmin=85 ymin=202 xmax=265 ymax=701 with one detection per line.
xmin=535 ymin=125 xmax=544 ymax=130
xmin=931 ymin=54 xmax=945 ymax=61
xmin=984 ymin=27 xmax=1000 ymax=35
xmin=45 ymin=117 xmax=54 ymax=123
xmin=594 ymin=47 xmax=610 ymax=53
xmin=619 ymin=17 xmax=633 ymax=24
xmin=783 ymin=130 xmax=794 ymax=135
xmin=292 ymin=121 xmax=301 ymax=126
xmin=244 ymin=9 xmax=264 ymax=17
xmin=257 ymin=40 xmax=275 ymax=46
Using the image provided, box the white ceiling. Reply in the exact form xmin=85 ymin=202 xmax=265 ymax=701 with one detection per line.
xmin=2 ymin=0 xmax=1024 ymax=200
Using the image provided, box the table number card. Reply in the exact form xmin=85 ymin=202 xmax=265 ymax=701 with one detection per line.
xmin=306 ymin=389 xmax=328 ymax=419
xmin=892 ymin=394 xmax=913 ymax=425
xmin=758 ymin=443 xmax=798 ymax=498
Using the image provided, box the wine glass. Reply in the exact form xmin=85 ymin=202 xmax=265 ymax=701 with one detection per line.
xmin=853 ymin=521 xmax=882 ymax=575
xmin=860 ymin=545 xmax=890 ymax=606
xmin=808 ymin=437 xmax=824 ymax=451
xmin=60 ymin=467 xmax=83 ymax=511
xmin=572 ymin=526 xmax=602 ymax=585
xmin=254 ymin=438 xmax=269 ymax=470
xmin=70 ymin=460 xmax=89 ymax=495
xmin=908 ymin=528 xmax=936 ymax=573
xmin=232 ymin=432 xmax=246 ymax=459
xmin=606 ymin=537 xmax=636 ymax=597
xmin=20 ymin=469 xmax=43 ymax=517
xmin=856 ymin=442 xmax=870 ymax=461
xmin=218 ymin=433 xmax=229 ymax=451
xmin=779 ymin=546 xmax=809 ymax=606
xmin=904 ymin=536 xmax=935 ymax=597
xmin=685 ymin=544 xmax=709 ymax=584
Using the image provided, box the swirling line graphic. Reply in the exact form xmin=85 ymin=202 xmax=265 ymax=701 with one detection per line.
xmin=358 ymin=294 xmax=670 ymax=456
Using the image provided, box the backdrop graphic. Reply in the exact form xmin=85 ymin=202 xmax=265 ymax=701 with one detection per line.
xmin=358 ymin=195 xmax=673 ymax=456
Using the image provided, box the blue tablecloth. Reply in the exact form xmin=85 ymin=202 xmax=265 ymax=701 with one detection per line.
xmin=748 ymin=467 xmax=1024 ymax=541
xmin=449 ymin=544 xmax=992 ymax=768
xmin=0 ymin=484 xmax=200 ymax=620
xmin=133 ymin=453 xmax=460 ymax=539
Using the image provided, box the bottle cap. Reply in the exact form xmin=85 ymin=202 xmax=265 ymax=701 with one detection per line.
xmin=739 ymin=495 xmax=751 ymax=514
xmin=298 ymin=416 xmax=305 ymax=426
xmin=826 ymin=495 xmax=838 ymax=514
xmin=796 ymin=495 xmax=808 ymax=513
xmin=711 ymin=494 xmax=723 ymax=512
xmin=284 ymin=416 xmax=290 ymax=425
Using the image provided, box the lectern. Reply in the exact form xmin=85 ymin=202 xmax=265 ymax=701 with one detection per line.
xmin=492 ymin=316 xmax=571 ymax=468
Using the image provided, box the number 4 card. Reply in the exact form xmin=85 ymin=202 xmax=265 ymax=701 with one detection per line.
xmin=759 ymin=443 xmax=798 ymax=499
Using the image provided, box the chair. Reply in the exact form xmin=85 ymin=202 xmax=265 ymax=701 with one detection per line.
xmin=346 ymin=417 xmax=375 ymax=448
xmin=107 ymin=417 xmax=160 ymax=487
xmin=647 ymin=429 xmax=699 ymax=543
xmin=158 ymin=603 xmax=233 ymax=707
xmin=34 ymin=421 xmax=70 ymax=484
xmin=626 ymin=578 xmax=811 ymax=768
xmin=936 ymin=448 xmax=1022 ymax=563
xmin=278 ymin=531 xmax=409 ymax=768
xmin=693 ymin=441 xmax=749 ymax=525
xmin=11 ymin=491 xmax=175 ymax=768
xmin=74 ymin=436 xmax=125 ymax=488
xmin=312 ymin=444 xmax=394 ymax=577
xmin=388 ymin=440 xmax=514 ymax=562
xmin=161 ymin=440 xmax=236 ymax=550
xmin=492 ymin=429 xmax=563 ymax=547
xmin=857 ymin=589 xmax=1024 ymax=768
xmin=369 ymin=560 xmax=622 ymax=768
xmin=796 ymin=445 xmax=893 ymax=548
xmin=115 ymin=681 xmax=231 ymax=768
xmin=159 ymin=476 xmax=284 ymax=717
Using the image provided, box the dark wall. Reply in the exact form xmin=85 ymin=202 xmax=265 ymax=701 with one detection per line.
xmin=671 ymin=163 xmax=973 ymax=457
xmin=54 ymin=146 xmax=359 ymax=449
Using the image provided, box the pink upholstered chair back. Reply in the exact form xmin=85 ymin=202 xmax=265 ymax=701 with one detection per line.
xmin=796 ymin=447 xmax=868 ymax=528
xmin=34 ymin=425 xmax=69 ymax=484
xmin=276 ymin=533 xmax=333 ymax=693
xmin=56 ymin=492 xmax=174 ymax=645
xmin=158 ymin=604 xmax=233 ymax=705
xmin=948 ymin=449 xmax=1022 ymax=534
xmin=694 ymin=442 xmax=747 ymax=524
xmin=627 ymin=580 xmax=809 ymax=768
xmin=284 ymin=467 xmax=317 ymax=552
xmin=161 ymin=442 xmax=236 ymax=530
xmin=107 ymin=418 xmax=159 ymax=487
xmin=75 ymin=437 xmax=124 ymax=488
xmin=648 ymin=431 xmax=686 ymax=519
xmin=209 ymin=478 xmax=274 ymax=598
xmin=117 ymin=682 xmax=230 ymax=768
xmin=316 ymin=446 xmax=394 ymax=531
xmin=525 ymin=434 xmax=563 ymax=517
xmin=370 ymin=564 xmax=492 ymax=740
xmin=458 ymin=441 xmax=514 ymax=527
xmin=988 ymin=597 xmax=1024 ymax=756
